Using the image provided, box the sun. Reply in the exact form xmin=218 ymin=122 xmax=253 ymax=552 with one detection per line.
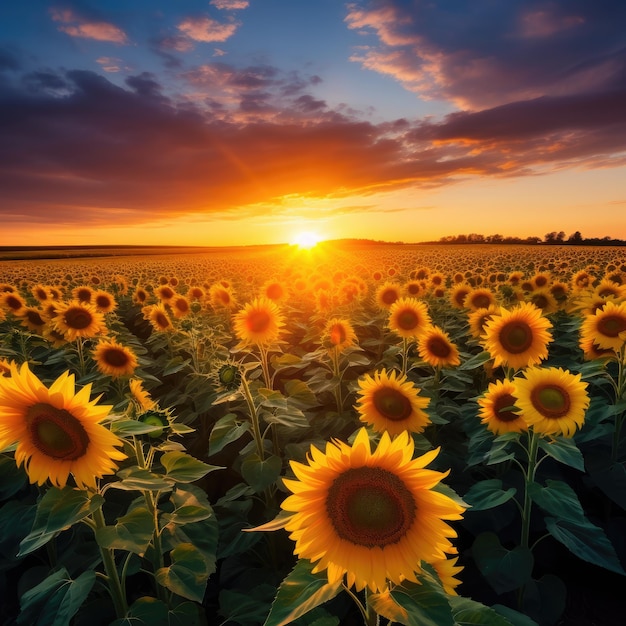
xmin=291 ymin=231 xmax=321 ymax=249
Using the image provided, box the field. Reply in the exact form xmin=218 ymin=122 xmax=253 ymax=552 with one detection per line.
xmin=1 ymin=242 xmax=625 ymax=626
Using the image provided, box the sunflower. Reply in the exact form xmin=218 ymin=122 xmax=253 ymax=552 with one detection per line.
xmin=261 ymin=279 xmax=288 ymax=303
xmin=31 ymin=284 xmax=51 ymax=303
xmin=323 ymin=317 xmax=357 ymax=352
xmin=52 ymin=300 xmax=106 ymax=341
xmin=0 ymin=362 xmax=126 ymax=489
xmin=133 ymin=286 xmax=149 ymax=305
xmin=467 ymin=305 xmax=501 ymax=339
xmin=16 ymin=307 xmax=48 ymax=333
xmin=187 ymin=286 xmax=205 ymax=301
xmin=375 ymin=282 xmax=402 ymax=309
xmin=404 ymin=280 xmax=424 ymax=298
xmin=579 ymin=335 xmax=615 ymax=361
xmin=233 ymin=298 xmax=285 ymax=346
xmin=417 ymin=326 xmax=461 ymax=368
xmin=387 ymin=298 xmax=432 ymax=339
xmin=477 ymin=379 xmax=527 ymax=435
xmin=527 ymin=289 xmax=559 ymax=314
xmin=92 ymin=339 xmax=138 ymax=378
xmin=465 ymin=288 xmax=497 ymax=312
xmin=0 ymin=291 xmax=26 ymax=315
xmin=169 ymin=295 xmax=191 ymax=319
xmin=259 ymin=428 xmax=464 ymax=592
xmin=580 ymin=300 xmax=626 ymax=350
xmin=143 ymin=303 xmax=174 ymax=332
xmin=209 ymin=284 xmax=237 ymax=310
xmin=356 ymin=369 xmax=430 ymax=436
xmin=514 ymin=367 xmax=590 ymax=437
xmin=91 ymin=290 xmax=117 ymax=313
xmin=482 ymin=302 xmax=553 ymax=370
xmin=72 ymin=285 xmax=94 ymax=303
xmin=129 ymin=378 xmax=156 ymax=411
xmin=156 ymin=285 xmax=176 ymax=303
xmin=450 ymin=284 xmax=471 ymax=310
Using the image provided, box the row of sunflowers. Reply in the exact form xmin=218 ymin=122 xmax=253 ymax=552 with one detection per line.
xmin=0 ymin=242 xmax=625 ymax=625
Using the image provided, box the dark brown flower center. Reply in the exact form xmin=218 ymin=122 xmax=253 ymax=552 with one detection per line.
xmin=532 ymin=294 xmax=549 ymax=310
xmin=381 ymin=289 xmax=399 ymax=305
xmin=499 ymin=321 xmax=533 ymax=354
xmin=330 ymin=323 xmax=347 ymax=346
xmin=175 ymin=299 xmax=189 ymax=313
xmin=6 ymin=295 xmax=23 ymax=311
xmin=155 ymin=312 xmax=170 ymax=328
xmin=64 ymin=307 xmax=93 ymax=330
xmin=471 ymin=294 xmax=492 ymax=309
xmin=530 ymin=384 xmax=570 ymax=418
xmin=95 ymin=295 xmax=112 ymax=309
xmin=103 ymin=347 xmax=130 ymax=367
xmin=396 ymin=309 xmax=420 ymax=331
xmin=25 ymin=310 xmax=46 ymax=326
xmin=597 ymin=314 xmax=626 ymax=337
xmin=266 ymin=284 xmax=283 ymax=300
xmin=247 ymin=310 xmax=271 ymax=333
xmin=493 ymin=393 xmax=519 ymax=422
xmin=372 ymin=386 xmax=413 ymax=421
xmin=26 ymin=403 xmax=89 ymax=460
xmin=427 ymin=336 xmax=451 ymax=358
xmin=76 ymin=288 xmax=92 ymax=302
xmin=326 ymin=466 xmax=416 ymax=547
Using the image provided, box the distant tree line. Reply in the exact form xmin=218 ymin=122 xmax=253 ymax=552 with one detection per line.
xmin=424 ymin=231 xmax=626 ymax=246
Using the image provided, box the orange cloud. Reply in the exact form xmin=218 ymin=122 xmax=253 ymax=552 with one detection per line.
xmin=177 ymin=16 xmax=239 ymax=43
xmin=50 ymin=8 xmax=128 ymax=44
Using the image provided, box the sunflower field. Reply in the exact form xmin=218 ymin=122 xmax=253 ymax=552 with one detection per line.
xmin=0 ymin=242 xmax=625 ymax=626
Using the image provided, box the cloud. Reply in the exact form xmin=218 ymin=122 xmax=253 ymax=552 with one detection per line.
xmin=345 ymin=0 xmax=626 ymax=110
xmin=0 ymin=66 xmax=625 ymax=228
xmin=177 ymin=16 xmax=239 ymax=43
xmin=210 ymin=0 xmax=250 ymax=9
xmin=50 ymin=7 xmax=128 ymax=44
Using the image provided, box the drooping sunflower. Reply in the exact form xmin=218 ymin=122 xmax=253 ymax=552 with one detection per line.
xmin=467 ymin=305 xmax=501 ymax=339
xmin=477 ymin=379 xmax=527 ymax=435
xmin=52 ymin=300 xmax=106 ymax=341
xmin=129 ymin=378 xmax=156 ymax=411
xmin=514 ymin=367 xmax=590 ymax=437
xmin=323 ymin=317 xmax=357 ymax=352
xmin=0 ymin=362 xmax=126 ymax=489
xmin=156 ymin=285 xmax=176 ymax=303
xmin=143 ymin=303 xmax=174 ymax=332
xmin=579 ymin=300 xmax=626 ymax=351
xmin=16 ymin=307 xmax=48 ymax=333
xmin=209 ymin=284 xmax=237 ymax=310
xmin=133 ymin=286 xmax=149 ymax=305
xmin=417 ymin=326 xmax=461 ymax=368
xmin=169 ymin=295 xmax=191 ymax=319
xmin=450 ymin=284 xmax=471 ymax=310
xmin=387 ymin=298 xmax=432 ymax=339
xmin=482 ymin=302 xmax=553 ymax=370
xmin=92 ymin=339 xmax=138 ymax=378
xmin=0 ymin=291 xmax=26 ymax=315
xmin=356 ymin=369 xmax=430 ymax=436
xmin=31 ymin=284 xmax=51 ymax=303
xmin=375 ymin=282 xmax=402 ymax=309
xmin=233 ymin=297 xmax=285 ymax=346
xmin=259 ymin=428 xmax=464 ymax=592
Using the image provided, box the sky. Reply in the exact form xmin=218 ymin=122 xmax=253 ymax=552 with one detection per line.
xmin=1 ymin=0 xmax=626 ymax=247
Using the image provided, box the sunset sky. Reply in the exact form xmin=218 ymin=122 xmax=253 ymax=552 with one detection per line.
xmin=1 ymin=0 xmax=626 ymax=247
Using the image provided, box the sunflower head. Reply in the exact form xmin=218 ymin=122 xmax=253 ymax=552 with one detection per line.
xmin=477 ymin=379 xmax=527 ymax=435
xmin=267 ymin=428 xmax=464 ymax=592
xmin=323 ymin=317 xmax=357 ymax=352
xmin=417 ymin=326 xmax=461 ymax=368
xmin=52 ymin=300 xmax=106 ymax=342
xmin=92 ymin=339 xmax=138 ymax=379
xmin=233 ymin=298 xmax=285 ymax=346
xmin=387 ymin=298 xmax=432 ymax=339
xmin=138 ymin=409 xmax=171 ymax=440
xmin=218 ymin=363 xmax=242 ymax=390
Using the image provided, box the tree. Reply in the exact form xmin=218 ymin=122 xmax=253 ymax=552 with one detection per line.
xmin=567 ymin=231 xmax=583 ymax=244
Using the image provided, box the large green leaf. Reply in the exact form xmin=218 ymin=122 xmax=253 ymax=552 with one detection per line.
xmin=527 ymin=480 xmax=585 ymax=524
xmin=472 ymin=532 xmax=534 ymax=594
xmin=110 ymin=597 xmax=204 ymax=626
xmin=218 ymin=585 xmax=276 ymax=625
xmin=263 ymin=559 xmax=343 ymax=626
xmin=95 ymin=506 xmax=154 ymax=556
xmin=110 ymin=466 xmax=173 ymax=492
xmin=160 ymin=451 xmax=222 ymax=483
xmin=18 ymin=568 xmax=95 ymax=626
xmin=545 ymin=517 xmax=625 ymax=575
xmin=537 ymin=437 xmax=584 ymax=472
xmin=464 ymin=479 xmax=517 ymax=511
xmin=208 ymin=413 xmax=251 ymax=456
xmin=155 ymin=543 xmax=210 ymax=602
xmin=390 ymin=577 xmax=455 ymax=626
xmin=161 ymin=484 xmax=215 ymax=526
xmin=241 ymin=453 xmax=282 ymax=493
xmin=19 ymin=488 xmax=104 ymax=556
xmin=448 ymin=596 xmax=515 ymax=626
xmin=491 ymin=605 xmax=539 ymax=626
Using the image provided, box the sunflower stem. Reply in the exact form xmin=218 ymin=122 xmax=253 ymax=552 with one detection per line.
xmin=611 ymin=347 xmax=626 ymax=463
xmin=240 ymin=371 xmax=265 ymax=461
xmin=258 ymin=343 xmax=272 ymax=389
xmin=400 ymin=337 xmax=409 ymax=376
xmin=92 ymin=506 xmax=128 ymax=619
xmin=76 ymin=338 xmax=87 ymax=378
xmin=520 ymin=428 xmax=540 ymax=551
xmin=364 ymin=587 xmax=380 ymax=626
xmin=331 ymin=346 xmax=344 ymax=414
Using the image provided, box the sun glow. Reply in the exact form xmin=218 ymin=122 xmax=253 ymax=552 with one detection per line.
xmin=291 ymin=231 xmax=321 ymax=249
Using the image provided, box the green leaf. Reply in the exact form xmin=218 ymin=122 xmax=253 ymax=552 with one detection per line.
xmin=458 ymin=351 xmax=492 ymax=371
xmin=110 ymin=597 xmax=203 ymax=626
xmin=162 ymin=485 xmax=215 ymax=526
xmin=156 ymin=543 xmax=210 ymax=602
xmin=160 ymin=451 xmax=222 ymax=483
xmin=448 ymin=596 xmax=515 ymax=626
xmin=19 ymin=488 xmax=104 ymax=556
xmin=527 ymin=480 xmax=585 ymax=524
xmin=464 ymin=479 xmax=517 ymax=511
xmin=390 ymin=577 xmax=455 ymax=626
xmin=18 ymin=568 xmax=95 ymax=626
xmin=241 ymin=453 xmax=282 ymax=493
xmin=163 ymin=357 xmax=190 ymax=375
xmin=284 ymin=379 xmax=318 ymax=410
xmin=545 ymin=517 xmax=625 ymax=575
xmin=208 ymin=413 xmax=251 ymax=456
xmin=258 ymin=387 xmax=288 ymax=409
xmin=537 ymin=437 xmax=584 ymax=472
xmin=218 ymin=586 xmax=276 ymax=625
xmin=0 ymin=453 xmax=28 ymax=499
xmin=491 ymin=605 xmax=539 ymax=626
xmin=95 ymin=506 xmax=154 ymax=556
xmin=472 ymin=532 xmax=534 ymax=594
xmin=110 ymin=466 xmax=173 ymax=492
xmin=111 ymin=419 xmax=168 ymax=436
xmin=263 ymin=559 xmax=343 ymax=626
xmin=521 ymin=575 xmax=566 ymax=626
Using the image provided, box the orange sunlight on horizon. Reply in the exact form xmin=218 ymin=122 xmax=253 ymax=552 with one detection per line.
xmin=290 ymin=231 xmax=322 ymax=249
